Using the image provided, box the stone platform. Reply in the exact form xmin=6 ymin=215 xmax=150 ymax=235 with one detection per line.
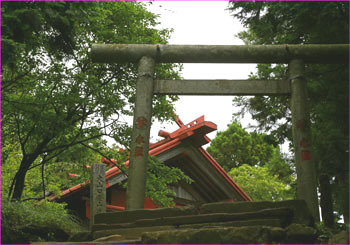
xmin=70 ymin=200 xmax=317 ymax=244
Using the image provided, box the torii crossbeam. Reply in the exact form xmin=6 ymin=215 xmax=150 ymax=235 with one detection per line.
xmin=91 ymin=43 xmax=349 ymax=222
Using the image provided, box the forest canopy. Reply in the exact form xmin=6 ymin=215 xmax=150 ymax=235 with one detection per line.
xmin=1 ymin=1 xmax=182 ymax=202
xmin=228 ymin=1 xmax=349 ymax=224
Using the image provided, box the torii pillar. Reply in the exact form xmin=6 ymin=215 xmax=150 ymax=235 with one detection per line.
xmin=125 ymin=56 xmax=155 ymax=210
xmin=289 ymin=59 xmax=320 ymax=221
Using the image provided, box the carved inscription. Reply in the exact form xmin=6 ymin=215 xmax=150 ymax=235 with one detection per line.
xmin=302 ymin=150 xmax=311 ymax=161
xmin=136 ymin=135 xmax=145 ymax=144
xmin=136 ymin=117 xmax=148 ymax=129
xmin=134 ymin=134 xmax=146 ymax=157
xmin=300 ymin=138 xmax=310 ymax=148
xmin=90 ymin=163 xmax=106 ymax=227
xmin=135 ymin=146 xmax=144 ymax=157
xmin=96 ymin=172 xmax=105 ymax=213
xmin=297 ymin=119 xmax=304 ymax=129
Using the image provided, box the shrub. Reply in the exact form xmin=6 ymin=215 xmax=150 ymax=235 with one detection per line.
xmin=1 ymin=199 xmax=85 ymax=243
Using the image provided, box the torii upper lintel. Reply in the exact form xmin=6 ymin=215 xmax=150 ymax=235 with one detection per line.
xmin=91 ymin=44 xmax=348 ymax=64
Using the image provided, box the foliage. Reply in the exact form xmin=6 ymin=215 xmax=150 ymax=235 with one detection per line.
xmin=264 ymin=147 xmax=295 ymax=186
xmin=207 ymin=121 xmax=275 ymax=171
xmin=228 ymin=1 xmax=349 ymax=221
xmin=207 ymin=121 xmax=294 ymax=201
xmin=315 ymin=221 xmax=349 ymax=244
xmin=1 ymin=199 xmax=84 ymax=243
xmin=147 ymin=156 xmax=193 ymax=207
xmin=1 ymin=137 xmax=103 ymax=201
xmin=1 ymin=139 xmax=23 ymax=200
xmin=230 ymin=1 xmax=348 ymax=45
xmin=207 ymin=121 xmax=293 ymax=183
xmin=232 ymin=64 xmax=291 ymax=145
xmin=2 ymin=1 xmax=181 ymax=201
xmin=1 ymin=131 xmax=192 ymax=209
xmin=122 ymin=156 xmax=193 ymax=208
xmin=229 ymin=164 xmax=294 ymax=201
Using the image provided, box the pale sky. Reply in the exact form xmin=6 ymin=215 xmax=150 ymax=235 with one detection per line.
xmin=145 ymin=1 xmax=257 ymax=143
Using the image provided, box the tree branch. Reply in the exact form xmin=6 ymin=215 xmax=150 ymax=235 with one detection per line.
xmin=1 ymin=69 xmax=33 ymax=91
xmin=80 ymin=142 xmax=128 ymax=177
xmin=8 ymin=175 xmax=17 ymax=199
xmin=41 ymin=154 xmax=47 ymax=199
xmin=22 ymin=197 xmax=45 ymax=202
xmin=14 ymin=114 xmax=26 ymax=155
xmin=28 ymin=147 xmax=68 ymax=170
xmin=38 ymin=133 xmax=104 ymax=155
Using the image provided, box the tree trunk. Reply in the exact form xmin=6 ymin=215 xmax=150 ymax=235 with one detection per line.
xmin=10 ymin=155 xmax=36 ymax=201
xmin=319 ymin=173 xmax=335 ymax=227
xmin=344 ymin=206 xmax=349 ymax=224
xmin=341 ymin=175 xmax=349 ymax=224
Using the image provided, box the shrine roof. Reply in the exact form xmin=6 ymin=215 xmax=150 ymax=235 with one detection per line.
xmin=49 ymin=116 xmax=251 ymax=202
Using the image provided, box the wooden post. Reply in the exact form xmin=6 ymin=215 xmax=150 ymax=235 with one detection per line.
xmin=90 ymin=163 xmax=106 ymax=228
xmin=289 ymin=59 xmax=320 ymax=222
xmin=125 ymin=56 xmax=155 ymax=210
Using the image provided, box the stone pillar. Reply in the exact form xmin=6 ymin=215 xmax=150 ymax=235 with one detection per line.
xmin=90 ymin=163 xmax=106 ymax=228
xmin=125 ymin=56 xmax=155 ymax=210
xmin=289 ymin=59 xmax=320 ymax=221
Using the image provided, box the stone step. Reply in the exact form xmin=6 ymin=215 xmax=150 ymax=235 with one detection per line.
xmin=93 ymin=207 xmax=292 ymax=231
xmin=93 ymin=234 xmax=141 ymax=243
xmin=87 ymin=200 xmax=316 ymax=244
xmin=136 ymin=207 xmax=292 ymax=227
xmin=94 ymin=205 xmax=197 ymax=225
xmin=92 ymin=208 xmax=292 ymax=242
xmin=141 ymin=224 xmax=317 ymax=244
xmin=94 ymin=200 xmax=313 ymax=228
xmin=92 ymin=218 xmax=283 ymax=241
xmin=141 ymin=226 xmax=284 ymax=244
xmin=92 ymin=207 xmax=291 ymax=232
xmin=178 ymin=218 xmax=282 ymax=229
xmin=92 ymin=225 xmax=174 ymax=240
xmin=200 ymin=199 xmax=314 ymax=226
xmin=93 ymin=239 xmax=141 ymax=244
xmin=34 ymin=241 xmax=141 ymax=244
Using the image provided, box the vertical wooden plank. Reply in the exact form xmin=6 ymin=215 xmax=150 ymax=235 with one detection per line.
xmin=125 ymin=56 xmax=155 ymax=210
xmin=90 ymin=163 xmax=106 ymax=228
xmin=289 ymin=59 xmax=320 ymax=221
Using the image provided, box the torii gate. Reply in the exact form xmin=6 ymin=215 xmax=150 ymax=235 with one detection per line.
xmin=91 ymin=44 xmax=348 ymax=221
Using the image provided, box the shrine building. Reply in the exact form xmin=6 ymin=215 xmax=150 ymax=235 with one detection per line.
xmin=49 ymin=116 xmax=251 ymax=220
